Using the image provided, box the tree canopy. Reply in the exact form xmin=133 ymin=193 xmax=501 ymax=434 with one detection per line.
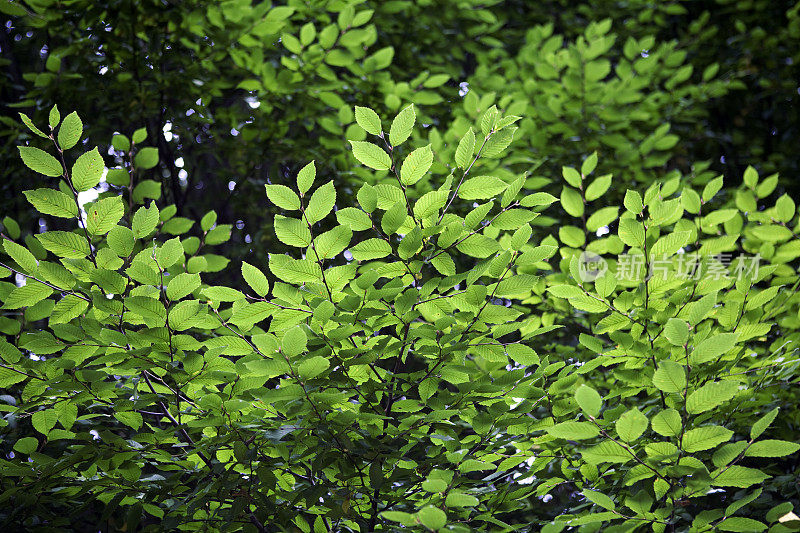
xmin=1 ymin=1 xmax=799 ymax=531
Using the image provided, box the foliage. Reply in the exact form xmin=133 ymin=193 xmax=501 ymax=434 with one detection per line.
xmin=0 ymin=0 xmax=506 ymax=265
xmin=2 ymin=1 xmax=800 ymax=531
xmin=450 ymin=18 xmax=730 ymax=190
xmin=4 ymin=1 xmax=800 ymax=265
xmin=1 ymin=104 xmax=800 ymax=531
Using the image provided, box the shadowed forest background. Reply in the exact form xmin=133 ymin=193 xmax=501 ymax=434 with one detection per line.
xmin=3 ymin=0 xmax=800 ymax=268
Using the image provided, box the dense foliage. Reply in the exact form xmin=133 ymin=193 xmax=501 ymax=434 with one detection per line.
xmin=1 ymin=1 xmax=799 ymax=532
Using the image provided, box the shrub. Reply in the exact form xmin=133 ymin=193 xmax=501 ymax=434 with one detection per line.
xmin=1 ymin=107 xmax=799 ymax=531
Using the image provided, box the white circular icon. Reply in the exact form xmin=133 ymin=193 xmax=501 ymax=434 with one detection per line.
xmin=578 ymin=251 xmax=608 ymax=282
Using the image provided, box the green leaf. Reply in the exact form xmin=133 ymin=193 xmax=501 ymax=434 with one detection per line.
xmin=687 ymin=291 xmax=717 ymax=325
xmin=445 ymin=491 xmax=479 ymax=507
xmin=389 ymin=104 xmax=415 ymax=146
xmin=2 ymin=282 xmax=53 ymax=309
xmin=561 ymin=187 xmax=584 ymax=217
xmin=725 ymin=488 xmax=762 ymax=517
xmin=664 ymin=318 xmax=689 ymax=346
xmin=381 ymin=511 xmax=414 ymax=526
xmin=651 ymin=231 xmax=691 ymax=258
xmin=132 ymin=179 xmax=162 ymax=203
xmin=3 ymin=239 xmax=38 ymax=273
xmin=168 ymin=300 xmax=201 ymax=331
xmin=751 ymin=224 xmax=793 ymax=242
xmin=414 ymin=190 xmax=448 ymax=219
xmin=296 ymin=161 xmax=316 ymax=196
xmin=166 ymin=272 xmax=201 ymax=300
xmin=624 ymin=190 xmax=643 ymax=213
xmin=298 ymin=356 xmax=329 ymax=379
xmin=431 ymin=253 xmax=456 ymax=276
xmin=585 ymin=174 xmax=612 ymax=201
xmin=242 ymin=262 xmax=269 ymax=297
xmin=205 ymin=224 xmax=231 ymax=245
xmin=746 ymin=440 xmax=800 ymax=458
xmin=202 ymin=286 xmax=245 ymax=303
xmin=480 ymin=105 xmax=499 ymax=135
xmin=274 ymin=215 xmax=312 ymax=247
xmin=13 ymin=437 xmax=39 ymax=455
xmin=265 ymin=184 xmax=301 ymax=210
xmin=357 ymin=184 xmax=378 ymax=212
xmin=464 ymin=201 xmax=493 ymax=229
xmin=581 ymin=440 xmax=631 ymax=464
xmin=350 ymin=141 xmax=391 ymax=171
xmin=19 ymin=113 xmax=48 ymax=138
xmin=0 ymin=367 xmax=26 ymax=388
xmin=717 ymin=517 xmax=767 ymax=532
xmin=651 ymin=409 xmax=682 ymax=437
xmin=458 ymin=176 xmax=508 ymax=200
xmin=381 ymin=202 xmax=407 ymax=235
xmin=455 ymin=127 xmax=475 ymax=168
xmin=50 ymin=294 xmax=88 ymax=325
xmin=132 ymin=203 xmax=159 ymax=238
xmin=23 ymin=188 xmax=78 ymax=218
xmin=269 ymin=255 xmax=321 ymax=284
xmin=134 ymin=146 xmax=159 ymax=169
xmin=157 ymin=237 xmax=184 ymax=269
xmin=57 ymin=111 xmax=83 ymax=149
xmin=520 ymin=192 xmax=558 ymax=208
xmin=114 ymin=411 xmax=143 ymax=430
xmin=71 ymin=147 xmax=104 ymax=192
xmin=400 ymin=145 xmax=433 ymax=186
xmin=36 ymin=231 xmax=90 ymax=259
xmin=512 ymin=224 xmax=532 ymax=249
xmin=703 ymin=175 xmax=724 ymax=202
xmin=750 ymin=408 xmax=779 ymax=440
xmin=0 ymin=340 xmax=23 ymax=363
xmin=594 ymin=271 xmax=616 ymax=298
xmin=547 ymin=285 xmax=583 ymax=299
xmin=652 ymin=361 xmax=686 ymax=393
xmin=350 ymin=238 xmax=391 ymax=261
xmin=336 ymin=207 xmax=372 ymax=231
xmin=18 ymin=146 xmax=63 ymax=177
xmin=282 ymin=326 xmax=307 ymax=357
xmin=111 ymin=134 xmax=130 ymax=152
xmin=86 ymin=196 xmax=124 ymax=235
xmin=682 ymin=426 xmax=733 ymax=453
xmin=562 ymin=166 xmax=581 ymax=187
xmin=132 ymin=128 xmax=147 ymax=144
xmin=125 ymin=296 xmax=167 ymax=326
xmin=581 ymin=152 xmax=599 ymax=176
xmin=313 ymin=225 xmax=352 ymax=259
xmin=491 ymin=208 xmax=537 ymax=230
xmin=616 ymin=408 xmax=648 ymax=442
xmin=575 ymin=384 xmax=602 ymax=418
xmin=743 ymin=165 xmax=758 ymax=188
xmin=713 ymin=466 xmax=770 ymax=488
xmin=32 ymin=409 xmax=58 ymax=435
xmin=686 ymin=380 xmax=739 ymax=414
xmin=416 ymin=506 xmax=446 ymax=530
xmin=48 ymin=104 xmax=60 ymax=128
xmin=305 ymin=181 xmax=336 ymax=224
xmin=456 ymin=234 xmax=500 ymax=258
xmin=546 ymin=421 xmax=599 ymax=440
xmin=583 ymin=489 xmax=615 ymax=511
xmin=618 ymin=219 xmax=644 ymax=247
xmin=354 ymin=106 xmax=382 ymax=135
xmin=692 ymin=334 xmax=738 ymax=364
xmin=585 ymin=206 xmax=618 ymax=232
